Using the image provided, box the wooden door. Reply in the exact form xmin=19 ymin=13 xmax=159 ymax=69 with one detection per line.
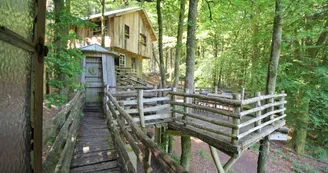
xmin=85 ymin=56 xmax=103 ymax=106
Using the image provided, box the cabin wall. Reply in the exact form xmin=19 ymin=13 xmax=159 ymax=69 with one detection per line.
xmin=112 ymin=12 xmax=152 ymax=58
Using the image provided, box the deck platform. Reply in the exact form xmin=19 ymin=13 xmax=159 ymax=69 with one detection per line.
xmin=70 ymin=109 xmax=120 ymax=173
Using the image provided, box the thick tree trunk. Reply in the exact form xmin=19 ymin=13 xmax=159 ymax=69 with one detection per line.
xmin=157 ymin=0 xmax=166 ymax=88
xmin=258 ymin=0 xmax=283 ymax=173
xmin=174 ymin=0 xmax=186 ymax=88
xmin=294 ymin=90 xmax=310 ymax=154
xmin=181 ymin=0 xmax=199 ymax=171
xmin=101 ymin=0 xmax=105 ymax=47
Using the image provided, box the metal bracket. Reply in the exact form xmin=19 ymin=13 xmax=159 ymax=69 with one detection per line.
xmin=36 ymin=37 xmax=48 ymax=63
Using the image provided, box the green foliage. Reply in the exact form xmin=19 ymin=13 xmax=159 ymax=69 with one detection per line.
xmin=251 ymin=143 xmax=260 ymax=153
xmin=305 ymin=144 xmax=327 ymax=161
xmin=198 ymin=149 xmax=211 ymax=161
xmin=168 ymin=153 xmax=180 ymax=163
xmin=45 ymin=10 xmax=95 ymax=106
xmin=292 ymin=161 xmax=319 ymax=173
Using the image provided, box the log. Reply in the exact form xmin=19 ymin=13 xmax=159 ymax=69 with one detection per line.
xmin=241 ymin=93 xmax=287 ymax=105
xmin=209 ymin=146 xmax=225 ymax=173
xmin=169 ymin=91 xmax=242 ymax=105
xmin=168 ymin=122 xmax=237 ymax=156
xmin=238 ymin=108 xmax=286 ymax=128
xmin=237 ymin=115 xmax=286 ymax=140
xmin=43 ymin=92 xmax=83 ymax=173
xmin=171 ymin=109 xmax=237 ymax=129
xmin=231 ymin=94 xmax=241 ymax=145
xmin=138 ymin=90 xmax=145 ymax=128
xmin=120 ymin=97 xmax=170 ymax=106
xmin=174 ymin=118 xmax=237 ymax=139
xmin=132 ymin=114 xmax=171 ymax=123
xmin=170 ymin=101 xmax=239 ymax=118
xmin=125 ymin=104 xmax=170 ymax=114
xmin=43 ymin=92 xmax=83 ymax=147
xmin=105 ymin=106 xmax=152 ymax=173
xmin=239 ymin=100 xmax=287 ymax=117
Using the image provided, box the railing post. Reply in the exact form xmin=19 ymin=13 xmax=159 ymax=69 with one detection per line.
xmin=183 ymin=89 xmax=191 ymax=126
xmin=268 ymin=91 xmax=274 ymax=120
xmin=241 ymin=88 xmax=245 ymax=100
xmin=215 ymin=85 xmax=218 ymax=94
xmin=171 ymin=88 xmax=177 ymax=119
xmin=255 ymin=92 xmax=262 ymax=133
xmin=138 ymin=89 xmax=145 ymax=128
xmin=279 ymin=90 xmax=285 ymax=116
xmin=232 ymin=94 xmax=241 ymax=145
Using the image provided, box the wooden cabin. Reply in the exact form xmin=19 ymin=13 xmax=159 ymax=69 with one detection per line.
xmin=75 ymin=7 xmax=157 ymax=77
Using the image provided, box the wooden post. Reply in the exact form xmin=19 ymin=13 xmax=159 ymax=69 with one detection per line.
xmin=183 ymin=89 xmax=191 ymax=125
xmin=171 ymin=88 xmax=177 ymax=119
xmin=209 ymin=146 xmax=225 ymax=173
xmin=215 ymin=86 xmax=218 ymax=94
xmin=231 ymin=94 xmax=241 ymax=145
xmin=268 ymin=91 xmax=274 ymax=120
xmin=241 ymin=88 xmax=245 ymax=100
xmin=279 ymin=91 xmax=285 ymax=116
xmin=138 ymin=89 xmax=145 ymax=128
xmin=255 ymin=92 xmax=262 ymax=133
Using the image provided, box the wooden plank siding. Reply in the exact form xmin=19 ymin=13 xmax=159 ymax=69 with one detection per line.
xmin=75 ymin=8 xmax=155 ymax=77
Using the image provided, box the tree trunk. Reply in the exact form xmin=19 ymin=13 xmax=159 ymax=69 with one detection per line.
xmin=294 ymin=90 xmax=310 ymax=154
xmin=54 ymin=0 xmax=69 ymax=101
xmin=258 ymin=0 xmax=283 ymax=173
xmin=157 ymin=0 xmax=166 ymax=88
xmin=251 ymin=3 xmax=259 ymax=87
xmin=101 ymin=0 xmax=105 ymax=47
xmin=181 ymin=0 xmax=199 ymax=171
xmin=174 ymin=0 xmax=186 ymax=88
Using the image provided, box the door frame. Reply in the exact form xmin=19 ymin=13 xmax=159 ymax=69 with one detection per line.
xmin=0 ymin=1 xmax=46 ymax=172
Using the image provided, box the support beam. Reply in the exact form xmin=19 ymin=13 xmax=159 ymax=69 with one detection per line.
xmin=209 ymin=146 xmax=225 ymax=173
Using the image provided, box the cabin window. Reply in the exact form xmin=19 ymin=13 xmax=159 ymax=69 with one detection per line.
xmin=140 ymin=34 xmax=146 ymax=46
xmin=132 ymin=58 xmax=137 ymax=71
xmin=93 ymin=20 xmax=107 ymax=35
xmin=125 ymin=25 xmax=130 ymax=38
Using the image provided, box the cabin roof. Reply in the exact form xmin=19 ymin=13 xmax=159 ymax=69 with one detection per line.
xmin=89 ymin=7 xmax=157 ymax=41
xmin=80 ymin=44 xmax=120 ymax=56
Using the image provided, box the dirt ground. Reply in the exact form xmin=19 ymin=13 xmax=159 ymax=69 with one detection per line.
xmin=170 ymin=137 xmax=327 ymax=173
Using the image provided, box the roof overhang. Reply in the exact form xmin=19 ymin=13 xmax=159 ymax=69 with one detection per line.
xmin=80 ymin=44 xmax=120 ymax=57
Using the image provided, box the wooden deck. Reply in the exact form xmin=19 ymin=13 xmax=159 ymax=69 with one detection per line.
xmin=70 ymin=109 xmax=120 ymax=173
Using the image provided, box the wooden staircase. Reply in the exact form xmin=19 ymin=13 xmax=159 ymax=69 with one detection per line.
xmin=116 ymin=66 xmax=155 ymax=87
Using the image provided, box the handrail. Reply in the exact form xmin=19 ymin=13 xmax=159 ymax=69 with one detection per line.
xmin=104 ymin=91 xmax=187 ymax=173
xmin=43 ymin=91 xmax=84 ymax=173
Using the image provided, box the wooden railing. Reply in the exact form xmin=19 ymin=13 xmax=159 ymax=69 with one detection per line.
xmin=116 ymin=66 xmax=156 ymax=87
xmin=43 ymin=91 xmax=84 ymax=173
xmin=107 ymin=86 xmax=172 ymax=127
xmin=169 ymin=90 xmax=287 ymax=148
xmin=103 ymin=89 xmax=187 ymax=173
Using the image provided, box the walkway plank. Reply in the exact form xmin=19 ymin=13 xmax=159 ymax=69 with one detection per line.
xmin=70 ymin=110 xmax=120 ymax=173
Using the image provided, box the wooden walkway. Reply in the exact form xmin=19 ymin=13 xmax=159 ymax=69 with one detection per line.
xmin=70 ymin=109 xmax=120 ymax=173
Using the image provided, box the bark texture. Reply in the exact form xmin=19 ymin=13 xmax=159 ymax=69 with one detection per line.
xmin=174 ymin=0 xmax=186 ymax=88
xmin=157 ymin=0 xmax=166 ymax=88
xmin=101 ymin=0 xmax=105 ymax=47
xmin=181 ymin=0 xmax=199 ymax=171
xmin=258 ymin=0 xmax=283 ymax=172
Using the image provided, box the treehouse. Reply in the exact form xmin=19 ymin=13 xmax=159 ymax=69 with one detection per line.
xmin=75 ymin=7 xmax=157 ymax=79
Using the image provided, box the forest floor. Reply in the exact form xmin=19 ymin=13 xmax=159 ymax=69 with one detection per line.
xmin=170 ymin=136 xmax=328 ymax=173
